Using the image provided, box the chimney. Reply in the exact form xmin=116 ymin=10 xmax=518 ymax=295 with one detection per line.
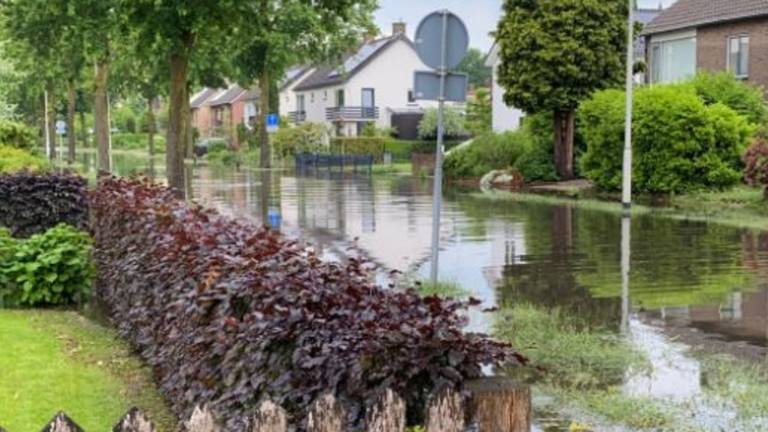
xmin=392 ymin=21 xmax=406 ymax=36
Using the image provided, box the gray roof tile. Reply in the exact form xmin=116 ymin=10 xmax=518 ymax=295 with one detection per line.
xmin=643 ymin=0 xmax=768 ymax=35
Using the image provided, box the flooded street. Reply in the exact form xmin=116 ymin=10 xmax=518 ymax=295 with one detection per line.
xmin=87 ymin=151 xmax=768 ymax=430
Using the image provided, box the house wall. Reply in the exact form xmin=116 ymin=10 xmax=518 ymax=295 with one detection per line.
xmin=490 ymin=59 xmax=524 ymax=132
xmin=696 ymin=17 xmax=768 ymax=94
xmin=192 ymin=105 xmax=214 ymax=138
xmin=279 ymin=69 xmax=314 ymax=118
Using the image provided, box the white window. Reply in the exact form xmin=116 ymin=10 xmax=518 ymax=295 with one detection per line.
xmin=651 ymin=36 xmax=696 ymax=83
xmin=728 ymin=35 xmax=749 ymax=78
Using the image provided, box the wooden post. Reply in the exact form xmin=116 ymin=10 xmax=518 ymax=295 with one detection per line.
xmin=365 ymin=388 xmax=405 ymax=432
xmin=465 ymin=377 xmax=531 ymax=432
xmin=42 ymin=412 xmax=85 ymax=432
xmin=306 ymin=393 xmax=344 ymax=432
xmin=113 ymin=408 xmax=155 ymax=432
xmin=186 ymin=405 xmax=220 ymax=432
xmin=425 ymin=387 xmax=464 ymax=432
xmin=251 ymin=400 xmax=288 ymax=432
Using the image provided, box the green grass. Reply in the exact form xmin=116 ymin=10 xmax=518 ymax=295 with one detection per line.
xmin=416 ymin=279 xmax=468 ymax=298
xmin=701 ymin=354 xmax=768 ymax=420
xmin=370 ymin=162 xmax=412 ymax=175
xmin=0 ymin=310 xmax=175 ymax=431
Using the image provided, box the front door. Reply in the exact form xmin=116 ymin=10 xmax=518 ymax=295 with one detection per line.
xmin=361 ymin=88 xmax=375 ymax=118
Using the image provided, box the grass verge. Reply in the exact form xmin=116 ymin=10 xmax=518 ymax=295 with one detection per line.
xmin=371 ymin=162 xmax=413 ymax=175
xmin=0 ymin=310 xmax=174 ymax=431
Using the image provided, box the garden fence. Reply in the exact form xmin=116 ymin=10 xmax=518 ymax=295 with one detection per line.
xmin=1 ymin=378 xmax=530 ymax=432
xmin=295 ymin=153 xmax=374 ymax=175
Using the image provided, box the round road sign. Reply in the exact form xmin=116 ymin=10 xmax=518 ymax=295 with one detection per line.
xmin=414 ymin=10 xmax=469 ymax=70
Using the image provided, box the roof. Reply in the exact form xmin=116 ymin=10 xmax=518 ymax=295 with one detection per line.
xmin=240 ymin=88 xmax=260 ymax=101
xmin=279 ymin=65 xmax=312 ymax=91
xmin=294 ymin=34 xmax=410 ymax=91
xmin=209 ymin=85 xmax=247 ymax=107
xmin=643 ymin=0 xmax=768 ymax=35
xmin=190 ymin=88 xmax=219 ymax=109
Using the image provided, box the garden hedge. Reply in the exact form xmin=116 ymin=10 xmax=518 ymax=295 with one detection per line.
xmin=0 ymin=172 xmax=88 ymax=238
xmin=330 ymin=137 xmax=386 ymax=161
xmin=91 ymin=177 xmax=521 ymax=429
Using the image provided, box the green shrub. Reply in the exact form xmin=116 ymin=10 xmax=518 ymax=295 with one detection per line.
xmin=0 ymin=224 xmax=95 ymax=307
xmin=0 ymin=145 xmax=49 ymax=174
xmin=205 ymin=138 xmax=229 ymax=154
xmin=579 ymin=85 xmax=753 ymax=193
xmin=444 ymin=131 xmax=528 ymax=178
xmin=418 ymin=107 xmax=467 ymax=140
xmin=330 ymin=137 xmax=386 ymax=160
xmin=743 ymin=138 xmax=768 ymax=198
xmin=112 ymin=133 xmax=167 ymax=153
xmin=272 ymin=122 xmax=328 ymax=157
xmin=516 ymin=113 xmax=558 ymax=182
xmin=0 ymin=120 xmax=37 ymax=151
xmin=361 ymin=123 xmax=396 ymax=138
xmin=112 ymin=105 xmax=138 ymax=134
xmin=690 ymin=72 xmax=767 ymax=125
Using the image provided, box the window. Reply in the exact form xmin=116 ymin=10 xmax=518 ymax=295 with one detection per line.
xmin=296 ymin=95 xmax=305 ymax=112
xmin=650 ymin=36 xmax=696 ymax=83
xmin=310 ymin=92 xmax=315 ymax=103
xmin=361 ymin=88 xmax=375 ymax=118
xmin=728 ymin=35 xmax=749 ymax=78
xmin=323 ymin=90 xmax=328 ymax=101
xmin=335 ymin=89 xmax=345 ymax=107
xmin=408 ymin=90 xmax=415 ymax=103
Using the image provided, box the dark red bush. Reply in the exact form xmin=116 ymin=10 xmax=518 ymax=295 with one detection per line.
xmin=0 ymin=171 xmax=89 ymax=237
xmin=90 ymin=177 xmax=521 ymax=429
xmin=743 ymin=138 xmax=768 ymax=199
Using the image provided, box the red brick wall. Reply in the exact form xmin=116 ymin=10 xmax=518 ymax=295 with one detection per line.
xmin=697 ymin=17 xmax=768 ymax=94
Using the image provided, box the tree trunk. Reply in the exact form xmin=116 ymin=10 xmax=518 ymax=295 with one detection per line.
xmin=79 ymin=110 xmax=87 ymax=148
xmin=553 ymin=110 xmax=575 ymax=180
xmin=465 ymin=378 xmax=531 ymax=432
xmin=66 ymin=79 xmax=77 ymax=164
xmin=94 ymin=60 xmax=111 ymax=174
xmin=46 ymin=80 xmax=56 ymax=161
xmin=146 ymin=97 xmax=156 ymax=178
xmin=167 ymin=49 xmax=190 ymax=198
xmin=259 ymin=69 xmax=271 ymax=168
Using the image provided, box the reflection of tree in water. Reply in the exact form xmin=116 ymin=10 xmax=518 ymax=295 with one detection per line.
xmin=495 ymin=203 xmax=622 ymax=328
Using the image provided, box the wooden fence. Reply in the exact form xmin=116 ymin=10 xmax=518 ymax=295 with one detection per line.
xmin=0 ymin=378 xmax=530 ymax=432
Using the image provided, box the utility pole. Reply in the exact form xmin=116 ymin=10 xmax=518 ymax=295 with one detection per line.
xmin=622 ymin=0 xmax=635 ymax=212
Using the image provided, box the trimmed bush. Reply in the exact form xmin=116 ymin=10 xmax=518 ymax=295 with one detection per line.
xmin=273 ymin=122 xmax=328 ymax=157
xmin=444 ymin=131 xmax=528 ymax=179
xmin=418 ymin=107 xmax=468 ymax=140
xmin=690 ymin=72 xmax=767 ymax=126
xmin=91 ymin=177 xmax=519 ymax=429
xmin=0 ymin=224 xmax=95 ymax=307
xmin=743 ymin=138 xmax=768 ymax=198
xmin=0 ymin=172 xmax=88 ymax=238
xmin=330 ymin=137 xmax=386 ymax=160
xmin=0 ymin=120 xmax=37 ymax=151
xmin=514 ymin=113 xmax=558 ymax=182
xmin=579 ymin=85 xmax=753 ymax=193
xmin=0 ymin=145 xmax=49 ymax=174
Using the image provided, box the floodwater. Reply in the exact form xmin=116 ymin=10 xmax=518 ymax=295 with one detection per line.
xmin=80 ymin=150 xmax=768 ymax=430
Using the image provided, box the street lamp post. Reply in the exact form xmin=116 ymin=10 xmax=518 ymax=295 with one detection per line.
xmin=622 ymin=0 xmax=635 ymax=211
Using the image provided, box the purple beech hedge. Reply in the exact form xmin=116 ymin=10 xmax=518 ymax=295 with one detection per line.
xmin=0 ymin=171 xmax=89 ymax=238
xmin=91 ymin=177 xmax=523 ymax=430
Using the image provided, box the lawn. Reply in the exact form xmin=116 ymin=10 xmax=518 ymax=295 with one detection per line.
xmin=0 ymin=310 xmax=175 ymax=431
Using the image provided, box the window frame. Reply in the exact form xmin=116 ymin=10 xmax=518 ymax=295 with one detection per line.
xmin=727 ymin=34 xmax=750 ymax=79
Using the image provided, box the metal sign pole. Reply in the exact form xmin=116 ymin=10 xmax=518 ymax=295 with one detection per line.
xmin=621 ymin=0 xmax=634 ymax=211
xmin=429 ymin=10 xmax=449 ymax=285
xmin=44 ymin=90 xmax=51 ymax=159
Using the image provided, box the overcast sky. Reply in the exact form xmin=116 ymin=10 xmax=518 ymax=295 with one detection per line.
xmin=374 ymin=0 xmax=678 ymax=52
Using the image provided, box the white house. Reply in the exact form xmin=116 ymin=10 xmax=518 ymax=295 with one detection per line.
xmin=278 ymin=65 xmax=315 ymax=122
xmin=485 ymin=43 xmax=525 ymax=133
xmin=290 ymin=23 xmax=433 ymax=137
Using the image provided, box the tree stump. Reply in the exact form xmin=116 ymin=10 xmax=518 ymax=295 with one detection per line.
xmin=42 ymin=412 xmax=85 ymax=432
xmin=113 ymin=408 xmax=155 ymax=432
xmin=251 ymin=400 xmax=288 ymax=432
xmin=186 ymin=405 xmax=220 ymax=432
xmin=306 ymin=393 xmax=343 ymax=432
xmin=465 ymin=377 xmax=530 ymax=432
xmin=425 ymin=387 xmax=465 ymax=432
xmin=365 ymin=388 xmax=405 ymax=432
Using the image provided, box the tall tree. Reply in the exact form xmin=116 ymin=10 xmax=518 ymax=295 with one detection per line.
xmin=496 ymin=0 xmax=627 ymax=179
xmin=456 ymin=48 xmax=492 ymax=89
xmin=230 ymin=0 xmax=377 ymax=168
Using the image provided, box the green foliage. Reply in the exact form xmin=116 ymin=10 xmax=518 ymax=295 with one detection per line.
xmin=361 ymin=123 xmax=396 ymax=138
xmin=0 ymin=120 xmax=37 ymax=151
xmin=0 ymin=145 xmax=49 ymax=174
xmin=444 ymin=131 xmax=528 ymax=179
xmin=330 ymin=137 xmax=386 ymax=160
xmin=690 ymin=72 xmax=768 ymax=125
xmin=743 ymin=138 xmax=768 ymax=196
xmin=455 ymin=48 xmax=491 ymax=89
xmin=112 ymin=105 xmax=139 ymax=134
xmin=0 ymin=224 xmax=95 ymax=307
xmin=465 ymin=87 xmax=492 ymax=136
xmin=579 ymin=85 xmax=753 ymax=193
xmin=496 ymin=0 xmax=627 ymax=113
xmin=272 ymin=122 xmax=328 ymax=157
xmin=418 ymin=107 xmax=467 ymax=140
xmin=111 ymin=133 xmax=166 ymax=153
xmin=205 ymin=138 xmax=230 ymax=154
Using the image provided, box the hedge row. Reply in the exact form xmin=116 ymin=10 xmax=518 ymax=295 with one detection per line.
xmin=330 ymin=137 xmax=386 ymax=161
xmin=90 ymin=177 xmax=519 ymax=429
xmin=0 ymin=172 xmax=88 ymax=238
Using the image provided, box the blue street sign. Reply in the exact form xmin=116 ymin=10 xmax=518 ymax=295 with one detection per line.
xmin=266 ymin=114 xmax=279 ymax=134
xmin=267 ymin=207 xmax=282 ymax=229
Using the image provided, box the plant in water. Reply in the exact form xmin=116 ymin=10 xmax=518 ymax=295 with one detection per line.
xmin=0 ymin=224 xmax=95 ymax=307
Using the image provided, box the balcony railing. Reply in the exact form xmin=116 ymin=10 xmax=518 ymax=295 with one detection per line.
xmin=288 ymin=110 xmax=307 ymax=123
xmin=325 ymin=106 xmax=379 ymax=122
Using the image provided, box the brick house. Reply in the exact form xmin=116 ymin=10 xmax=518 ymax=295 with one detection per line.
xmin=191 ymin=84 xmax=260 ymax=148
xmin=643 ymin=0 xmax=768 ymax=92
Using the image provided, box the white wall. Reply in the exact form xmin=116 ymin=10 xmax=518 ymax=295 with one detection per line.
xmin=278 ymin=68 xmax=315 ymax=118
xmin=295 ymin=84 xmax=345 ymax=125
xmin=486 ymin=44 xmax=525 ymax=133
